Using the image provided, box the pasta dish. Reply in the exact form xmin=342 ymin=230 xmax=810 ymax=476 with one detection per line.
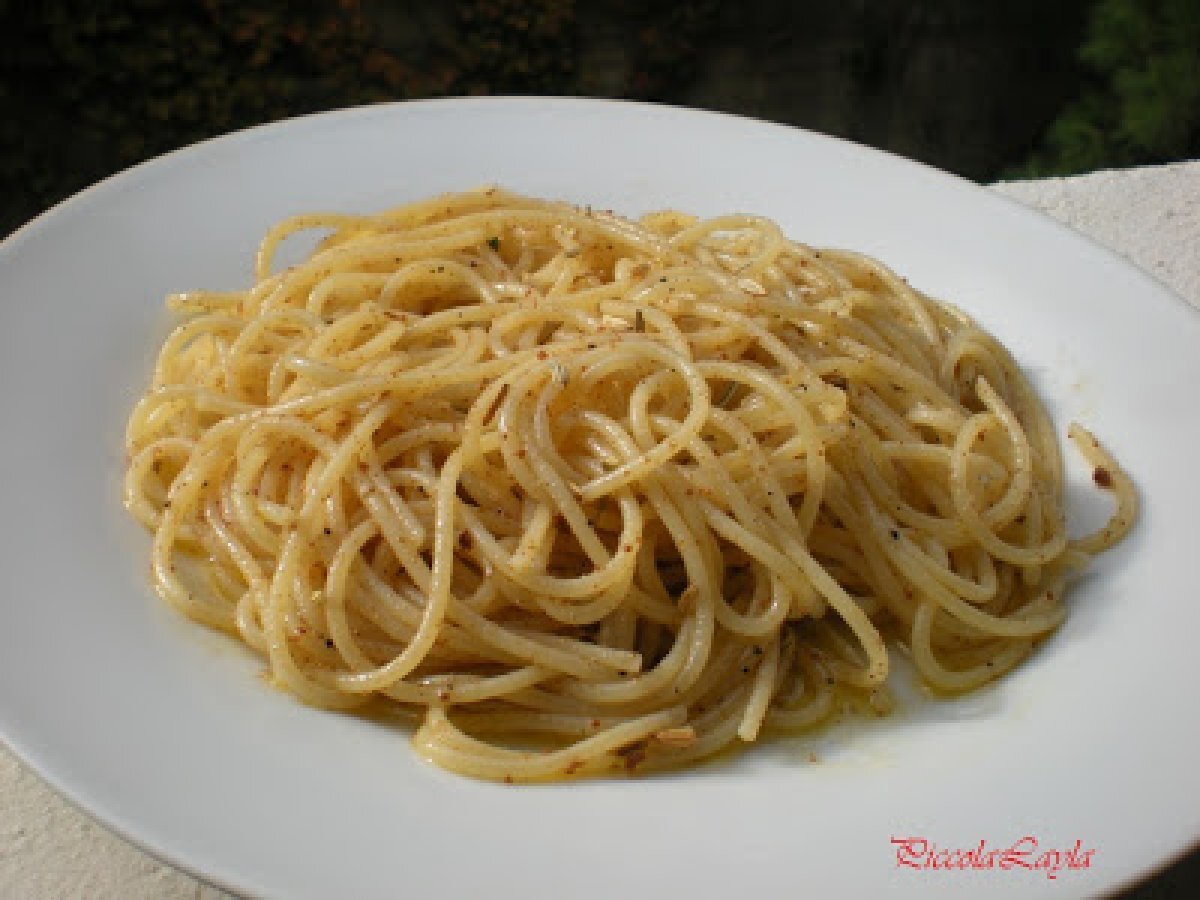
xmin=123 ymin=188 xmax=1135 ymax=781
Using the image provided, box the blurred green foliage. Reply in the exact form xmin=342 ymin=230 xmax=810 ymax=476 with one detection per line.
xmin=1 ymin=0 xmax=1196 ymax=233
xmin=0 ymin=0 xmax=408 ymax=232
xmin=0 ymin=0 xmax=728 ymax=232
xmin=451 ymin=0 xmax=577 ymax=92
xmin=1014 ymin=0 xmax=1200 ymax=176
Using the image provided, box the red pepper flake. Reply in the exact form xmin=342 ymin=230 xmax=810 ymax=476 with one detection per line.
xmin=1093 ymin=466 xmax=1113 ymax=488
xmin=617 ymin=739 xmax=648 ymax=771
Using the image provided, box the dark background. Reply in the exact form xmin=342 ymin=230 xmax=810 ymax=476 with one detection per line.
xmin=1 ymin=0 xmax=1197 ymax=895
xmin=2 ymin=0 xmax=1199 ymax=235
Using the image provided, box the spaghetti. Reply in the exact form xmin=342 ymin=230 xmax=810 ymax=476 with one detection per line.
xmin=123 ymin=188 xmax=1135 ymax=781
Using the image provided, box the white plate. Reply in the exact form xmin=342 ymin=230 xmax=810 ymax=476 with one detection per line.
xmin=1 ymin=98 xmax=1197 ymax=899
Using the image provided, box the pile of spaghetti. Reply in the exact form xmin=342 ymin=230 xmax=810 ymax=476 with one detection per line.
xmin=124 ymin=188 xmax=1135 ymax=781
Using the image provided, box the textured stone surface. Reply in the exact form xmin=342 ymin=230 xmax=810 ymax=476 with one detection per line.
xmin=3 ymin=159 xmax=1198 ymax=899
xmin=993 ymin=160 xmax=1200 ymax=311
xmin=0 ymin=749 xmax=231 ymax=899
